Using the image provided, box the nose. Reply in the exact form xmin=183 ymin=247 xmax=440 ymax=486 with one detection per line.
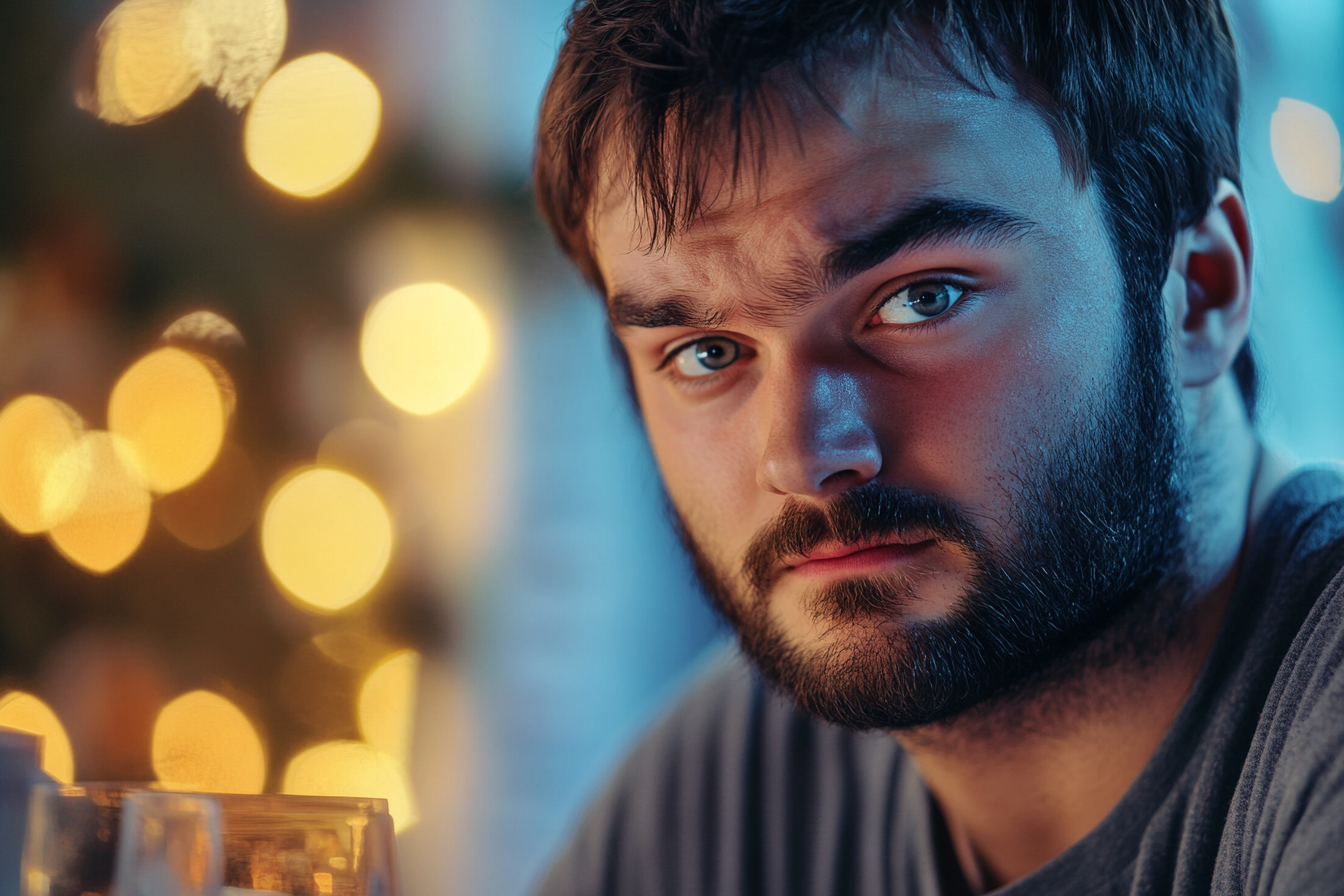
xmin=755 ymin=365 xmax=883 ymax=497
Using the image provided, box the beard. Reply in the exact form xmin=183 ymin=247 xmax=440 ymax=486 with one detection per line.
xmin=671 ymin=312 xmax=1194 ymax=731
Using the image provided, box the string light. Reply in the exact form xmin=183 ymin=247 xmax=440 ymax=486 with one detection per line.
xmin=244 ymin=53 xmax=381 ymax=198
xmin=0 ymin=692 xmax=75 ymax=783
xmin=187 ymin=0 xmax=287 ymax=110
xmin=160 ymin=310 xmax=245 ymax=355
xmin=152 ymin=690 xmax=266 ymax=794
xmin=358 ymin=650 xmax=419 ymax=766
xmin=360 ymin=283 xmax=490 ymax=415
xmin=282 ymin=740 xmax=417 ymax=832
xmin=0 ymin=396 xmax=86 ymax=535
xmin=260 ymin=467 xmax=393 ymax=612
xmin=46 ymin=432 xmax=152 ymax=574
xmin=90 ymin=0 xmax=201 ymax=125
xmin=1271 ymin=98 xmax=1343 ymax=202
xmin=108 ymin=347 xmax=231 ymax=494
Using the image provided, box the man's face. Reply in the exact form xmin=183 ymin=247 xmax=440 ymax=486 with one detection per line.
xmin=594 ymin=65 xmax=1189 ymax=728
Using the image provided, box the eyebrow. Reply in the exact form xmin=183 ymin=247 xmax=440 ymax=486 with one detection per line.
xmin=822 ymin=198 xmax=1036 ymax=289
xmin=608 ymin=197 xmax=1036 ymax=329
xmin=608 ymin=293 xmax=729 ymax=329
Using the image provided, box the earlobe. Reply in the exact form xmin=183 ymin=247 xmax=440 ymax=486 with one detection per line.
xmin=1170 ymin=178 xmax=1253 ymax=389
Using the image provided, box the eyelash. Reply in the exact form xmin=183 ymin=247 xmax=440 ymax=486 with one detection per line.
xmin=656 ymin=340 xmax=745 ymax=390
xmin=866 ymin=277 xmax=976 ymax=333
xmin=655 ymin=277 xmax=977 ymax=384
xmin=656 ymin=342 xmax=685 ymax=371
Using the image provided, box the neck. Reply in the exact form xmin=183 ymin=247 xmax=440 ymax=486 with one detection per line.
xmin=898 ymin=399 xmax=1293 ymax=892
xmin=898 ymin=576 xmax=1232 ymax=891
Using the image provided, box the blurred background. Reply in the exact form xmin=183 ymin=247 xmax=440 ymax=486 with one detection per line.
xmin=0 ymin=0 xmax=1338 ymax=894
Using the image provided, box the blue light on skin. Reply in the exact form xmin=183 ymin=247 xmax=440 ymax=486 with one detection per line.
xmin=592 ymin=56 xmax=1271 ymax=888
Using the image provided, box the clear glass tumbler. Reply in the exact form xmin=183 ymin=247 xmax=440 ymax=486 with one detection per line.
xmin=111 ymin=792 xmax=224 ymax=896
xmin=215 ymin=794 xmax=397 ymax=896
xmin=22 ymin=782 xmax=138 ymax=896
xmin=22 ymin=785 xmax=397 ymax=896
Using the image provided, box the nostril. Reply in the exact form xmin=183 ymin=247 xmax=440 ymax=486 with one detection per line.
xmin=819 ymin=468 xmax=873 ymax=494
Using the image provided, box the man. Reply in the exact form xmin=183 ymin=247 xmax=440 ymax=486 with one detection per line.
xmin=531 ymin=1 xmax=1344 ymax=893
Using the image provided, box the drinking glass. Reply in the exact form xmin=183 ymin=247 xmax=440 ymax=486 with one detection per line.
xmin=111 ymin=792 xmax=223 ymax=896
xmin=22 ymin=785 xmax=397 ymax=896
xmin=22 ymin=782 xmax=138 ymax=896
xmin=216 ymin=794 xmax=397 ymax=896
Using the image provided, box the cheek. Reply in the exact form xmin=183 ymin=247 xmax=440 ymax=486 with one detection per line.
xmin=879 ymin=285 xmax=1124 ymax=517
xmin=639 ymin=382 xmax=766 ymax=553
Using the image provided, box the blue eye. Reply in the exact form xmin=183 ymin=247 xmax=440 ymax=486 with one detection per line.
xmin=672 ymin=337 xmax=740 ymax=378
xmin=874 ymin=281 xmax=965 ymax=325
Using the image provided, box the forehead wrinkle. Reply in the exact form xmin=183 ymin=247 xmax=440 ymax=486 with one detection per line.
xmin=598 ymin=73 xmax=1058 ymax=335
xmin=644 ymin=205 xmax=831 ymax=329
xmin=735 ymin=256 xmax=830 ymax=327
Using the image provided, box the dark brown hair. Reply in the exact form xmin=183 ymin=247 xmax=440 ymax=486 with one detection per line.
xmin=534 ymin=0 xmax=1257 ymax=415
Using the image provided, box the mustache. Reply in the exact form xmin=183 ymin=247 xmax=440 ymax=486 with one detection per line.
xmin=740 ymin=481 xmax=984 ymax=597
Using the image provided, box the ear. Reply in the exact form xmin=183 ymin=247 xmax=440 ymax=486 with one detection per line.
xmin=1166 ymin=178 xmax=1252 ymax=388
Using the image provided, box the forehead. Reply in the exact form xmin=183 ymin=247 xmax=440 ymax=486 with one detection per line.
xmin=592 ymin=67 xmax=1092 ymax=303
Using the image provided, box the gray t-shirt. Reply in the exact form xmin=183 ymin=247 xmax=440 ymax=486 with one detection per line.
xmin=536 ymin=468 xmax=1344 ymax=896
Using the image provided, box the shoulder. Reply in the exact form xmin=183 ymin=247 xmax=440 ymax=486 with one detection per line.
xmin=1218 ymin=465 xmax=1344 ymax=893
xmin=534 ymin=645 xmax=915 ymax=896
xmin=1258 ymin=464 xmax=1344 ymax=578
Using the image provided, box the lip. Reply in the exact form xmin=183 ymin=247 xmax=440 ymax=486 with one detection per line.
xmin=783 ymin=538 xmax=937 ymax=579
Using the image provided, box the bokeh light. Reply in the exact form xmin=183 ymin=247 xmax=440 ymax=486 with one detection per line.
xmin=244 ymin=53 xmax=382 ymax=198
xmin=109 ymin=347 xmax=230 ymax=494
xmin=358 ymin=650 xmax=419 ymax=765
xmin=0 ymin=395 xmax=86 ymax=534
xmin=156 ymin=441 xmax=261 ymax=550
xmin=91 ymin=0 xmax=201 ymax=125
xmin=0 ymin=692 xmax=75 ymax=783
xmin=282 ymin=741 xmax=418 ymax=832
xmin=311 ymin=627 xmax=397 ymax=670
xmin=360 ymin=282 xmax=490 ymax=415
xmin=152 ymin=690 xmax=266 ymax=794
xmin=186 ymin=0 xmax=287 ymax=110
xmin=161 ymin=310 xmax=246 ymax=355
xmin=46 ymin=432 xmax=152 ymax=574
xmin=1271 ymin=98 xmax=1343 ymax=202
xmin=260 ymin=467 xmax=393 ymax=612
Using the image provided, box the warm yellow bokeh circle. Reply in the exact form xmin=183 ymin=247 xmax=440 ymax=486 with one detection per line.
xmin=244 ymin=52 xmax=382 ymax=198
xmin=152 ymin=690 xmax=266 ymax=794
xmin=260 ymin=467 xmax=393 ymax=612
xmin=0 ymin=692 xmax=75 ymax=783
xmin=93 ymin=0 xmax=201 ymax=125
xmin=358 ymin=650 xmax=420 ymax=764
xmin=109 ymin=347 xmax=229 ymax=494
xmin=45 ymin=431 xmax=152 ymax=575
xmin=282 ymin=740 xmax=418 ymax=832
xmin=360 ymin=282 xmax=491 ymax=415
xmin=0 ymin=395 xmax=86 ymax=535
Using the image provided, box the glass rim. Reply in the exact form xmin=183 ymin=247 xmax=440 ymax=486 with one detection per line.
xmin=30 ymin=781 xmax=390 ymax=815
